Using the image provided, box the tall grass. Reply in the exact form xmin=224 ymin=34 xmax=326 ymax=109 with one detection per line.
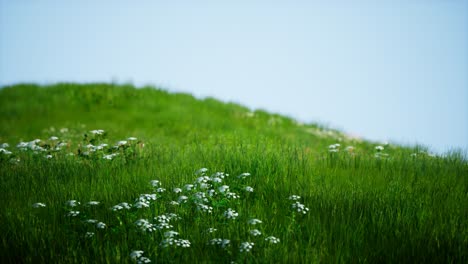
xmin=0 ymin=83 xmax=467 ymax=263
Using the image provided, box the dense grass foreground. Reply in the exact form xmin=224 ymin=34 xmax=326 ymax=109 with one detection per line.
xmin=0 ymin=83 xmax=467 ymax=263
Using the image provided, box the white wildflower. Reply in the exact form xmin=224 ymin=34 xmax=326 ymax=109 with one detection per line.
xmin=265 ymin=236 xmax=280 ymax=244
xmin=218 ymin=185 xmax=229 ymax=193
xmin=211 ymin=177 xmax=222 ymax=183
xmin=32 ymin=202 xmax=46 ymax=208
xmin=134 ymin=201 xmax=149 ymax=208
xmin=177 ymin=195 xmax=188 ymax=203
xmin=150 ymin=180 xmax=160 ymax=187
xmin=130 ymin=250 xmax=144 ymax=260
xmin=87 ymin=201 xmax=100 ymax=206
xmin=247 ymin=218 xmax=262 ymax=225
xmin=66 ymin=200 xmax=80 ymax=207
xmin=237 ymin=172 xmax=251 ymax=179
xmin=196 ymin=168 xmax=208 ymax=175
xmin=1 ymin=143 xmax=9 ymax=148
xmin=46 ymin=155 xmax=53 ymax=159
xmin=226 ymin=192 xmax=239 ymax=199
xmin=206 ymin=228 xmax=217 ymax=233
xmin=173 ymin=188 xmax=182 ymax=193
xmin=249 ymin=229 xmax=262 ymax=236
xmin=184 ymin=184 xmax=194 ymax=191
xmin=169 ymin=201 xmax=179 ymax=206
xmin=244 ymin=186 xmax=254 ymax=192
xmin=135 ymin=219 xmax=156 ymax=232
xmin=291 ymin=201 xmax=309 ymax=214
xmin=49 ymin=136 xmax=59 ymax=141
xmin=209 ymin=238 xmax=230 ymax=248
xmin=207 ymin=189 xmax=216 ymax=197
xmin=375 ymin=145 xmax=384 ymax=151
xmin=288 ymin=195 xmax=301 ymax=201
xmin=90 ymin=129 xmax=105 ymax=135
xmin=85 ymin=232 xmax=95 ymax=238
xmin=196 ymin=203 xmax=213 ymax=213
xmin=164 ymin=230 xmax=179 ymax=238
xmin=0 ymin=148 xmax=12 ymax=155
xmin=239 ymin=242 xmax=254 ymax=252
xmin=85 ymin=219 xmax=98 ymax=224
xmin=128 ymin=137 xmax=137 ymax=141
xmin=68 ymin=211 xmax=80 ymax=217
xmin=117 ymin=140 xmax=127 ymax=146
xmin=138 ymin=257 xmax=151 ymax=263
xmin=156 ymin=187 xmax=166 ymax=193
xmin=224 ymin=208 xmax=238 ymax=219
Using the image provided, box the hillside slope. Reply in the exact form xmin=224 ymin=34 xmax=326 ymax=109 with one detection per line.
xmin=0 ymin=83 xmax=467 ymax=263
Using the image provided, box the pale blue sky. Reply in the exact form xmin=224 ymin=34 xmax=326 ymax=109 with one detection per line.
xmin=1 ymin=0 xmax=467 ymax=153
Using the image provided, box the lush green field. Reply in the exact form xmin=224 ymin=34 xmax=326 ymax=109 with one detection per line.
xmin=0 ymin=83 xmax=467 ymax=263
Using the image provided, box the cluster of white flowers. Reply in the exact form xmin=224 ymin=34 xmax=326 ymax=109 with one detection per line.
xmin=90 ymin=129 xmax=105 ymax=135
xmin=288 ymin=195 xmax=301 ymax=201
xmin=209 ymin=238 xmax=230 ymax=248
xmin=206 ymin=227 xmax=217 ymax=233
xmin=265 ymin=236 xmax=280 ymax=244
xmin=135 ymin=219 xmax=157 ymax=233
xmin=291 ymin=201 xmax=309 ymax=214
xmin=249 ymin=229 xmax=262 ymax=236
xmin=226 ymin=192 xmax=240 ymax=199
xmin=86 ymin=201 xmax=100 ymax=206
xmin=237 ymin=172 xmax=251 ymax=179
xmin=160 ymin=238 xmax=191 ymax=248
xmin=96 ymin=222 xmax=106 ymax=229
xmin=66 ymin=200 xmax=80 ymax=207
xmin=85 ymin=232 xmax=95 ymax=238
xmin=32 ymin=202 xmax=46 ymax=208
xmin=239 ymin=242 xmax=254 ymax=252
xmin=196 ymin=203 xmax=213 ymax=213
xmin=84 ymin=219 xmax=98 ymax=224
xmin=329 ymin=143 xmax=340 ymax=153
xmin=67 ymin=211 xmax=80 ymax=217
xmin=244 ymin=186 xmax=254 ymax=192
xmin=223 ymin=208 xmax=238 ymax=219
xmin=0 ymin=147 xmax=12 ymax=155
xmin=247 ymin=218 xmax=262 ymax=225
xmin=130 ymin=250 xmax=151 ymax=263
xmin=111 ymin=202 xmax=131 ymax=211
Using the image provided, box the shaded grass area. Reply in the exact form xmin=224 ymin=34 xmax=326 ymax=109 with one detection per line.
xmin=0 ymin=83 xmax=467 ymax=263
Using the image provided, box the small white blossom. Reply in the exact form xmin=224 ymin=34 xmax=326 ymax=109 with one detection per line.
xmin=46 ymin=155 xmax=53 ymax=159
xmin=164 ymin=230 xmax=179 ymax=238
xmin=156 ymin=187 xmax=166 ymax=193
xmin=134 ymin=201 xmax=149 ymax=208
xmin=196 ymin=168 xmax=208 ymax=175
xmin=128 ymin=137 xmax=137 ymax=141
xmin=247 ymin=218 xmax=262 ymax=225
xmin=184 ymin=184 xmax=194 ymax=191
xmin=169 ymin=201 xmax=180 ymax=206
xmin=87 ymin=201 xmax=100 ymax=206
xmin=206 ymin=228 xmax=217 ymax=233
xmin=209 ymin=238 xmax=230 ymax=248
xmin=85 ymin=219 xmax=98 ymax=224
xmin=135 ymin=219 xmax=156 ymax=232
xmin=90 ymin=129 xmax=105 ymax=135
xmin=249 ymin=229 xmax=262 ymax=236
xmin=375 ymin=145 xmax=384 ymax=151
xmin=150 ymin=180 xmax=160 ymax=187
xmin=49 ymin=136 xmax=59 ymax=141
xmin=177 ymin=195 xmax=188 ymax=203
xmin=196 ymin=203 xmax=213 ymax=213
xmin=68 ymin=211 xmax=80 ymax=217
xmin=211 ymin=177 xmax=222 ymax=183
xmin=265 ymin=236 xmax=280 ymax=244
xmin=218 ymin=185 xmax=229 ymax=193
xmin=0 ymin=148 xmax=12 ymax=155
xmin=117 ymin=140 xmax=127 ymax=146
xmin=226 ymin=192 xmax=239 ymax=199
xmin=85 ymin=232 xmax=95 ymax=238
xmin=237 ymin=172 xmax=251 ymax=179
xmin=130 ymin=250 xmax=144 ymax=260
xmin=288 ymin=195 xmax=301 ymax=201
xmin=291 ymin=201 xmax=309 ymax=214
xmin=224 ymin=208 xmax=238 ymax=219
xmin=66 ymin=200 xmax=80 ymax=207
xmin=244 ymin=186 xmax=254 ymax=192
xmin=138 ymin=257 xmax=151 ymax=263
xmin=32 ymin=202 xmax=46 ymax=208
xmin=1 ymin=143 xmax=9 ymax=148
xmin=96 ymin=222 xmax=106 ymax=229
xmin=173 ymin=188 xmax=182 ymax=193
xmin=239 ymin=242 xmax=254 ymax=252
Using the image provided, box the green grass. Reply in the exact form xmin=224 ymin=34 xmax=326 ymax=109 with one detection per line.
xmin=0 ymin=83 xmax=467 ymax=263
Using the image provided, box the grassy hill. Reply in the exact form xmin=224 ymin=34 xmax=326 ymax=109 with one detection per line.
xmin=0 ymin=83 xmax=467 ymax=263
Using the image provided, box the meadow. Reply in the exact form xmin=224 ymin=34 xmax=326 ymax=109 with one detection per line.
xmin=0 ymin=83 xmax=467 ymax=263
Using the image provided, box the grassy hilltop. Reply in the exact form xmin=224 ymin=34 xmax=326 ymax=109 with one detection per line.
xmin=0 ymin=83 xmax=467 ymax=263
